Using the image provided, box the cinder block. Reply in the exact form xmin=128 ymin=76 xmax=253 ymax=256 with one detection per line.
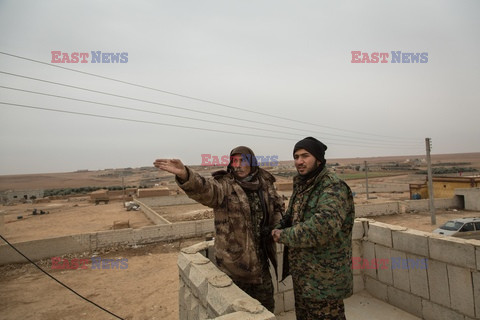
xmin=406 ymin=253 xmax=429 ymax=299
xmin=198 ymin=305 xmax=208 ymax=319
xmin=467 ymin=239 xmax=480 ymax=271
xmin=189 ymin=261 xmax=222 ymax=306
xmin=392 ymin=229 xmax=429 ymax=257
xmin=428 ymin=234 xmax=476 ymax=269
xmin=472 ymin=272 xmax=480 ymax=319
xmin=427 ymin=259 xmax=450 ymax=307
xmin=179 ymin=278 xmax=187 ymax=319
xmin=188 ymin=296 xmax=200 ymax=319
xmin=353 ymin=274 xmax=364 ymax=293
xmin=368 ymin=221 xmax=406 ymax=248
xmin=365 ymin=276 xmax=388 ymax=302
xmin=390 ymin=250 xmax=410 ymax=292
xmin=178 ymin=252 xmax=192 ymax=282
xmin=368 ymin=222 xmax=393 ymax=247
xmin=476 ymin=246 xmax=480 ymax=272
xmin=181 ymin=241 xmax=210 ymax=254
xmin=206 ymin=282 xmax=250 ymax=316
xmin=356 ymin=218 xmax=371 ymax=237
xmin=210 ymin=310 xmax=275 ymax=320
xmin=422 ymin=300 xmax=464 ymax=320
xmin=277 ymin=275 xmax=293 ymax=293
xmin=274 ymin=293 xmax=284 ymax=314
xmin=184 ymin=287 xmax=193 ymax=314
xmin=375 ymin=245 xmax=393 ymax=285
xmin=352 ymin=241 xmax=362 ymax=276
xmin=283 ymin=289 xmax=295 ymax=311
xmin=447 ymin=264 xmax=475 ymax=318
xmin=352 ymin=220 xmax=365 ymax=240
xmin=362 ymin=241 xmax=377 ymax=279
xmin=387 ymin=286 xmax=422 ymax=318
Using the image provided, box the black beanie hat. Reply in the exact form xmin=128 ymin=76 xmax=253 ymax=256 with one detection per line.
xmin=293 ymin=137 xmax=328 ymax=162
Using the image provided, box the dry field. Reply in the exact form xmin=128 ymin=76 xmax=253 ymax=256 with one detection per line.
xmin=1 ymin=152 xmax=479 ymax=319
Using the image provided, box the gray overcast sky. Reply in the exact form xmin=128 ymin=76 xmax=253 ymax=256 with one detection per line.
xmin=0 ymin=0 xmax=479 ymax=175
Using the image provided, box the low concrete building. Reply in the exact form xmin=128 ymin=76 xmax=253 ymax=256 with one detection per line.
xmin=0 ymin=189 xmax=44 ymax=204
xmin=433 ymin=176 xmax=480 ymax=198
xmin=409 ymin=176 xmax=480 ymax=199
xmin=455 ymin=188 xmax=480 ymax=211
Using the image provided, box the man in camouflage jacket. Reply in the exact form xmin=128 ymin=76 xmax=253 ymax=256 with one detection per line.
xmin=272 ymin=137 xmax=355 ymax=320
xmin=154 ymin=146 xmax=283 ymax=312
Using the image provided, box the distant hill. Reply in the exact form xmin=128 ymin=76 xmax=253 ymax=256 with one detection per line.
xmin=1 ymin=153 xmax=479 ymax=191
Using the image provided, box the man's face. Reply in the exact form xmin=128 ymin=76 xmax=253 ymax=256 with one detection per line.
xmin=294 ymin=149 xmax=321 ymax=176
xmin=231 ymin=154 xmax=251 ymax=178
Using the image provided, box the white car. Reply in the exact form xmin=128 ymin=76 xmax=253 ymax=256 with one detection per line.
xmin=433 ymin=217 xmax=480 ymax=240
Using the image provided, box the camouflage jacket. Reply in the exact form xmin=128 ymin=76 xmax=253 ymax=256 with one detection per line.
xmin=177 ymin=167 xmax=283 ymax=284
xmin=279 ymin=167 xmax=354 ymax=300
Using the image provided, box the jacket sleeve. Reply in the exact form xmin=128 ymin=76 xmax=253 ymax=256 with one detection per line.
xmin=270 ymin=192 xmax=284 ymax=228
xmin=279 ymin=181 xmax=351 ymax=248
xmin=176 ymin=166 xmax=227 ymax=208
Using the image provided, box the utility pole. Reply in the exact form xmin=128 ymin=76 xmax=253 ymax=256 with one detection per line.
xmin=364 ymin=161 xmax=370 ymax=200
xmin=426 ymin=138 xmax=436 ymax=225
xmin=122 ymin=175 xmax=126 ymax=208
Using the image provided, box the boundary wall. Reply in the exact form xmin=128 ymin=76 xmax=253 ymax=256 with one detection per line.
xmin=355 ymin=197 xmax=463 ymax=217
xmin=179 ymin=219 xmax=480 ymax=320
xmin=134 ymin=198 xmax=172 ymax=225
xmin=0 ymin=219 xmax=214 ymax=265
xmin=138 ymin=195 xmax=197 ymax=207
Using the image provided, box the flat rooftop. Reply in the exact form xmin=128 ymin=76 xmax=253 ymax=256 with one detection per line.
xmin=277 ymin=291 xmax=420 ymax=320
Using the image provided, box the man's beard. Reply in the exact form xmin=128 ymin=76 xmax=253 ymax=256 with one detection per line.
xmin=299 ymin=161 xmax=319 ymax=176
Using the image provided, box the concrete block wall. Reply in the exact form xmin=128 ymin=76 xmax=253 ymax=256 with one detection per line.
xmin=138 ymin=195 xmax=197 ymax=207
xmin=361 ymin=219 xmax=480 ymax=319
xmin=272 ymin=243 xmax=296 ymax=314
xmin=355 ymin=197 xmax=463 ymax=218
xmin=178 ymin=221 xmax=368 ymax=320
xmin=179 ymin=218 xmax=480 ymax=319
xmin=134 ymin=198 xmax=172 ymax=225
xmin=0 ymin=219 xmax=214 ymax=265
xmin=178 ymin=241 xmax=275 ymax=320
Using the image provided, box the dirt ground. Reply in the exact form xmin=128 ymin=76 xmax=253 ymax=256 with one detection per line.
xmin=0 ymin=237 xmax=204 ymax=320
xmin=0 ymin=198 xmax=213 ymax=320
xmin=1 ymin=198 xmax=154 ymax=243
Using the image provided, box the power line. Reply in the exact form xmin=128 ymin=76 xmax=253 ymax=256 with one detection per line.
xmin=0 ymin=234 xmax=124 ymax=320
xmin=0 ymin=85 xmax=297 ymax=138
xmin=0 ymin=101 xmax=421 ymax=150
xmin=0 ymin=85 xmax=420 ymax=148
xmin=0 ymin=71 xmax=419 ymax=146
xmin=0 ymin=101 xmax=298 ymax=141
xmin=0 ymin=51 xmax=419 ymax=142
